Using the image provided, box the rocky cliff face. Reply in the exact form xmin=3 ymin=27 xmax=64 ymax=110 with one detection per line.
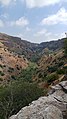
xmin=10 ymin=81 xmax=67 ymax=119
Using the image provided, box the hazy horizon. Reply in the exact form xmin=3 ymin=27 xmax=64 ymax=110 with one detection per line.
xmin=0 ymin=31 xmax=65 ymax=44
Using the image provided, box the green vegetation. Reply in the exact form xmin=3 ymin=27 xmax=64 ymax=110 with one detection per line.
xmin=57 ymin=69 xmax=65 ymax=74
xmin=63 ymin=66 xmax=67 ymax=74
xmin=17 ymin=63 xmax=37 ymax=82
xmin=48 ymin=61 xmax=64 ymax=73
xmin=46 ymin=73 xmax=58 ymax=84
xmin=0 ymin=34 xmax=67 ymax=119
xmin=11 ymin=75 xmax=16 ymax=80
xmin=0 ymin=63 xmax=44 ymax=119
xmin=57 ymin=66 xmax=67 ymax=74
xmin=0 ymin=71 xmax=4 ymax=76
xmin=48 ymin=65 xmax=57 ymax=73
xmin=0 ymin=81 xmax=44 ymax=119
xmin=0 ymin=64 xmax=6 ymax=68
xmin=0 ymin=64 xmax=3 ymax=68
xmin=8 ymin=67 xmax=14 ymax=73
xmin=64 ymin=38 xmax=67 ymax=56
xmin=0 ymin=78 xmax=3 ymax=81
xmin=30 ymin=55 xmax=40 ymax=62
xmin=58 ymin=61 xmax=64 ymax=67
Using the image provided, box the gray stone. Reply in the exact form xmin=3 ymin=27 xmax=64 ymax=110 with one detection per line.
xmin=43 ymin=105 xmax=63 ymax=119
xmin=9 ymin=81 xmax=67 ymax=119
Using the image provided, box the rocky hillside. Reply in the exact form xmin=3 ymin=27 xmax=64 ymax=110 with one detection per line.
xmin=0 ymin=33 xmax=64 ymax=62
xmin=0 ymin=32 xmax=66 ymax=85
xmin=33 ymin=50 xmax=67 ymax=86
xmin=0 ymin=41 xmax=28 ymax=85
xmin=0 ymin=33 xmax=66 ymax=85
xmin=0 ymin=33 xmax=38 ymax=61
xmin=0 ymin=33 xmax=67 ymax=119
xmin=10 ymin=81 xmax=67 ymax=119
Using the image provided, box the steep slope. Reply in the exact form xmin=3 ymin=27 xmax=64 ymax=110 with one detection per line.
xmin=33 ymin=50 xmax=67 ymax=88
xmin=0 ymin=33 xmax=64 ymax=62
xmin=0 ymin=41 xmax=28 ymax=84
xmin=0 ymin=33 xmax=38 ymax=61
xmin=0 ymin=33 xmax=66 ymax=85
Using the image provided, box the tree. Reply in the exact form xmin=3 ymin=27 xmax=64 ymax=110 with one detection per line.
xmin=64 ymin=38 xmax=67 ymax=56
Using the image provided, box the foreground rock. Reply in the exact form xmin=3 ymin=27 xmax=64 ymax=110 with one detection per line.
xmin=10 ymin=81 xmax=67 ymax=119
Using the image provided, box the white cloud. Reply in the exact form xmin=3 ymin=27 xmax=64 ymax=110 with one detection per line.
xmin=26 ymin=27 xmax=31 ymax=31
xmin=1 ymin=13 xmax=9 ymax=19
xmin=25 ymin=0 xmax=61 ymax=8
xmin=34 ymin=30 xmax=54 ymax=42
xmin=34 ymin=29 xmax=53 ymax=41
xmin=0 ymin=0 xmax=16 ymax=6
xmin=10 ymin=17 xmax=29 ymax=27
xmin=0 ymin=19 xmax=4 ymax=27
xmin=41 ymin=7 xmax=67 ymax=25
xmin=34 ymin=29 xmax=47 ymax=37
xmin=34 ymin=29 xmax=66 ymax=43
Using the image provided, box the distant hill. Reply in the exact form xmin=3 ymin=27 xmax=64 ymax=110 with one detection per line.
xmin=0 ymin=33 xmax=64 ymax=62
xmin=0 ymin=33 xmax=38 ymax=61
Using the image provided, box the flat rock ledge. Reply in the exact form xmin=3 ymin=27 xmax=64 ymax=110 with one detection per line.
xmin=9 ymin=81 xmax=67 ymax=119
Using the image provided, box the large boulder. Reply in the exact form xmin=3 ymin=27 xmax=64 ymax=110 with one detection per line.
xmin=9 ymin=81 xmax=67 ymax=119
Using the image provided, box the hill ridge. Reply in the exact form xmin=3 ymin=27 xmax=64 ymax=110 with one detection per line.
xmin=0 ymin=32 xmax=65 ymax=62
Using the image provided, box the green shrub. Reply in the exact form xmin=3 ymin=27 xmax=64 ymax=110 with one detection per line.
xmin=58 ymin=62 xmax=64 ymax=67
xmin=48 ymin=65 xmax=57 ymax=73
xmin=0 ymin=71 xmax=4 ymax=76
xmin=0 ymin=81 xmax=43 ymax=119
xmin=63 ymin=66 xmax=67 ymax=69
xmin=8 ymin=67 xmax=14 ymax=73
xmin=64 ymin=38 xmax=67 ymax=56
xmin=57 ymin=66 xmax=67 ymax=74
xmin=0 ymin=64 xmax=3 ymax=68
xmin=0 ymin=78 xmax=3 ymax=81
xmin=63 ymin=66 xmax=67 ymax=74
xmin=38 ymin=73 xmax=43 ymax=78
xmin=17 ymin=64 xmax=37 ymax=82
xmin=11 ymin=75 xmax=16 ymax=80
xmin=57 ymin=69 xmax=65 ymax=74
xmin=46 ymin=73 xmax=58 ymax=84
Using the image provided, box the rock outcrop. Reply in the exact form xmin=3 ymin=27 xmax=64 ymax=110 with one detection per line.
xmin=10 ymin=81 xmax=67 ymax=119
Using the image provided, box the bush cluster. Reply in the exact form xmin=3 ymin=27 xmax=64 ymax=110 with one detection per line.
xmin=0 ymin=81 xmax=43 ymax=119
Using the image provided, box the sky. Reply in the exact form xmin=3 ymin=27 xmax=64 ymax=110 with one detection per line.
xmin=0 ymin=0 xmax=67 ymax=43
